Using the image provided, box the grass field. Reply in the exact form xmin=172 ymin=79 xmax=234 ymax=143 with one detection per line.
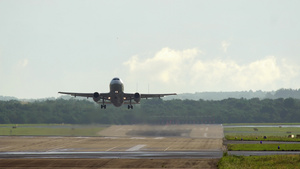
xmin=225 ymin=135 xmax=300 ymax=142
xmin=223 ymin=123 xmax=300 ymax=126
xmin=0 ymin=124 xmax=108 ymax=136
xmin=222 ymin=124 xmax=300 ymax=168
xmin=227 ymin=144 xmax=300 ymax=151
xmin=224 ymin=125 xmax=300 ymax=141
xmin=218 ymin=154 xmax=300 ymax=169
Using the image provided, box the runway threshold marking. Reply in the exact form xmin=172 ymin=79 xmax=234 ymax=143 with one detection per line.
xmin=126 ymin=145 xmax=146 ymax=151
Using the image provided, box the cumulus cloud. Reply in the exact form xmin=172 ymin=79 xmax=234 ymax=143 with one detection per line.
xmin=123 ymin=48 xmax=299 ymax=92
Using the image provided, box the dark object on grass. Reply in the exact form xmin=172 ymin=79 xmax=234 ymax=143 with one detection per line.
xmin=260 ymin=141 xmax=262 ymax=144
xmin=263 ymin=136 xmax=267 ymax=139
xmin=278 ymin=146 xmax=280 ymax=149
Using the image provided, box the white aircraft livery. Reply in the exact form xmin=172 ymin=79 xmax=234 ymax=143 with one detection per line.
xmin=59 ymin=77 xmax=176 ymax=109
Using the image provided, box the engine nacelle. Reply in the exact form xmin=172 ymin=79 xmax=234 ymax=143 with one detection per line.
xmin=134 ymin=92 xmax=141 ymax=103
xmin=93 ymin=92 xmax=100 ymax=102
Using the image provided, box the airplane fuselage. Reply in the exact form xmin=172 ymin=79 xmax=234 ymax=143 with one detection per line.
xmin=109 ymin=78 xmax=124 ymax=107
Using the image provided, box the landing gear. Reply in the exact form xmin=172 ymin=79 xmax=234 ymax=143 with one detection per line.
xmin=128 ymin=98 xmax=133 ymax=109
xmin=101 ymin=98 xmax=106 ymax=109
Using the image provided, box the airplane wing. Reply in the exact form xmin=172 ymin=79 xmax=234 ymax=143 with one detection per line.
xmin=123 ymin=93 xmax=176 ymax=100
xmin=58 ymin=92 xmax=110 ymax=99
xmin=140 ymin=93 xmax=177 ymax=98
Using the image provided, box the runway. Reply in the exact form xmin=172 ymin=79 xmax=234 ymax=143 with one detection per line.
xmin=1 ymin=125 xmax=300 ymax=168
xmin=0 ymin=125 xmax=224 ymax=168
xmin=0 ymin=151 xmax=223 ymax=159
xmin=1 ymin=150 xmax=300 ymax=159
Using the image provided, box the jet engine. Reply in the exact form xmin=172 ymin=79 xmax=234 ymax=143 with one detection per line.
xmin=134 ymin=92 xmax=141 ymax=103
xmin=93 ymin=92 xmax=101 ymax=102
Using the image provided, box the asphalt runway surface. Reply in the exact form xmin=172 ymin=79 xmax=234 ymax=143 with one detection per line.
xmin=1 ymin=124 xmax=300 ymax=168
xmin=0 ymin=151 xmax=223 ymax=159
xmin=0 ymin=124 xmax=224 ymax=169
xmin=0 ymin=125 xmax=224 ymax=153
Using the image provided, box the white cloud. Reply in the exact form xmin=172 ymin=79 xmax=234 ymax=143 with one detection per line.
xmin=123 ymin=48 xmax=299 ymax=93
xmin=18 ymin=59 xmax=29 ymax=68
xmin=221 ymin=40 xmax=231 ymax=53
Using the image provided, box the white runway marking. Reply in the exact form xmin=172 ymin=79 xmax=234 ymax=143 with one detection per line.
xmin=47 ymin=146 xmax=65 ymax=152
xmin=106 ymin=146 xmax=118 ymax=151
xmin=205 ymin=127 xmax=208 ymax=131
xmin=130 ymin=137 xmax=145 ymax=139
xmin=126 ymin=145 xmax=146 ymax=151
xmin=204 ymin=133 xmax=207 ymax=137
xmin=154 ymin=137 xmax=164 ymax=139
xmin=164 ymin=146 xmax=171 ymax=151
xmin=104 ymin=137 xmax=118 ymax=139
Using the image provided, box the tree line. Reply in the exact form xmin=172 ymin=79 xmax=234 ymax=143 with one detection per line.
xmin=0 ymin=97 xmax=299 ymax=124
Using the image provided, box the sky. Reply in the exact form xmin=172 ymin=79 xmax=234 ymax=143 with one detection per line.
xmin=0 ymin=0 xmax=300 ymax=99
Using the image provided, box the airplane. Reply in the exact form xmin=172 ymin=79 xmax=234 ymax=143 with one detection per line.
xmin=58 ymin=77 xmax=176 ymax=109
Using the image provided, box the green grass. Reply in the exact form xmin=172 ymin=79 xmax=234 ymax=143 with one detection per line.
xmin=222 ymin=124 xmax=300 ymax=168
xmin=223 ymin=123 xmax=300 ymax=126
xmin=0 ymin=124 xmax=108 ymax=136
xmin=225 ymin=135 xmax=300 ymax=142
xmin=218 ymin=154 xmax=300 ymax=169
xmin=227 ymin=144 xmax=300 ymax=151
xmin=224 ymin=126 xmax=300 ymax=141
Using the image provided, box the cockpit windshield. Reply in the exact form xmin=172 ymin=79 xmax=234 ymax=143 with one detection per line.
xmin=113 ymin=78 xmax=120 ymax=81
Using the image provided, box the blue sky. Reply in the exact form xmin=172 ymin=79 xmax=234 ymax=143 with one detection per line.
xmin=0 ymin=0 xmax=300 ymax=98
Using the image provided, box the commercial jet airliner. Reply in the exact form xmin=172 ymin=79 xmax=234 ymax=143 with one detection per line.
xmin=59 ymin=77 xmax=176 ymax=109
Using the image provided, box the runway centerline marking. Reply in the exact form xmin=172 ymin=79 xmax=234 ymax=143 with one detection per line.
xmin=126 ymin=145 xmax=146 ymax=151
